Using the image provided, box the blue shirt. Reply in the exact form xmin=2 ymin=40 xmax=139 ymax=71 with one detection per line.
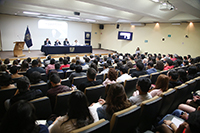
xmin=146 ymin=68 xmax=157 ymax=75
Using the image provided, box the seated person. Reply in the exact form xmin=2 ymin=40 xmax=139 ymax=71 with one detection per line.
xmin=103 ymin=68 xmax=117 ymax=86
xmin=168 ymin=70 xmax=182 ymax=88
xmin=96 ymin=83 xmax=132 ymax=120
xmin=116 ymin=66 xmax=132 ymax=82
xmin=55 ymin=63 xmax=63 ymax=73
xmin=19 ymin=60 xmax=29 ymax=72
xmin=10 ymin=76 xmax=43 ymax=105
xmin=155 ymin=60 xmax=164 ymax=72
xmin=146 ymin=61 xmax=157 ymax=75
xmin=131 ymin=61 xmax=147 ymax=77
xmin=1 ymin=100 xmax=48 ymax=133
xmin=48 ymin=91 xmax=95 ymax=133
xmin=26 ymin=60 xmax=45 ymax=79
xmin=0 ymin=73 xmax=16 ymax=90
xmin=177 ymin=69 xmax=188 ymax=83
xmin=29 ymin=71 xmax=44 ymax=84
xmin=129 ymin=77 xmax=152 ymax=105
xmin=78 ymin=68 xmax=102 ymax=92
xmin=54 ymin=39 xmax=61 ymax=46
xmin=9 ymin=66 xmax=23 ymax=79
xmin=100 ymin=63 xmax=109 ymax=74
xmin=60 ymin=59 xmax=70 ymax=70
xmin=44 ymin=38 xmax=51 ymax=45
xmin=72 ymin=40 xmax=79 ymax=46
xmin=187 ymin=66 xmax=198 ymax=80
xmin=150 ymin=74 xmax=169 ymax=97
xmin=63 ymin=38 xmax=70 ymax=45
xmin=47 ymin=74 xmax=72 ymax=108
xmin=46 ymin=59 xmax=56 ymax=74
xmin=69 ymin=65 xmax=86 ymax=85
xmin=164 ymin=59 xmax=174 ymax=70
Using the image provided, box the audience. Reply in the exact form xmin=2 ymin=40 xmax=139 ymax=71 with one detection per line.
xmin=20 ymin=60 xmax=29 ymax=72
xmin=155 ymin=60 xmax=164 ymax=72
xmin=60 ymin=59 xmax=70 ymax=70
xmin=46 ymin=59 xmax=56 ymax=74
xmin=168 ymin=70 xmax=182 ymax=88
xmin=146 ymin=61 xmax=157 ymax=75
xmin=54 ymin=63 xmax=63 ymax=73
xmin=26 ymin=60 xmax=45 ymax=79
xmin=100 ymin=63 xmax=109 ymax=74
xmin=116 ymin=66 xmax=132 ymax=82
xmin=187 ymin=66 xmax=198 ymax=80
xmin=103 ymin=68 xmax=117 ymax=86
xmin=30 ymin=71 xmax=44 ymax=84
xmin=10 ymin=66 xmax=23 ymax=79
xmin=164 ymin=59 xmax=174 ymax=70
xmin=0 ymin=73 xmax=16 ymax=90
xmin=177 ymin=69 xmax=188 ymax=83
xmin=69 ymin=65 xmax=86 ymax=85
xmin=131 ymin=61 xmax=147 ymax=77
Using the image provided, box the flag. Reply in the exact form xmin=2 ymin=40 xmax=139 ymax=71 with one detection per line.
xmin=24 ymin=26 xmax=33 ymax=48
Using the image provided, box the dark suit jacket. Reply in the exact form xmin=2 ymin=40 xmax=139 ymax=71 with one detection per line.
xmin=131 ymin=70 xmax=147 ymax=77
xmin=44 ymin=40 xmax=51 ymax=45
xmin=63 ymin=41 xmax=70 ymax=45
xmin=54 ymin=41 xmax=61 ymax=46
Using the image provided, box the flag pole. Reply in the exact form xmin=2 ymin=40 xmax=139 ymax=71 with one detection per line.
xmin=28 ymin=48 xmax=31 ymax=53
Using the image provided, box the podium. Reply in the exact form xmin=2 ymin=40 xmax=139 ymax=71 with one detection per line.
xmin=13 ymin=41 xmax=25 ymax=57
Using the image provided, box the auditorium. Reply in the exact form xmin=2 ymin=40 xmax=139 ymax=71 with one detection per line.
xmin=0 ymin=0 xmax=200 ymax=133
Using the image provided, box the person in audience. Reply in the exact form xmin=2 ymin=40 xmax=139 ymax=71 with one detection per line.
xmin=30 ymin=71 xmax=44 ymax=84
xmin=26 ymin=57 xmax=32 ymax=66
xmin=0 ymin=100 xmax=49 ymax=133
xmin=47 ymin=74 xmax=72 ymax=108
xmin=103 ymin=68 xmax=117 ymax=86
xmin=187 ymin=66 xmax=198 ymax=80
xmin=10 ymin=66 xmax=23 ymax=79
xmin=12 ymin=59 xmax=19 ymax=66
xmin=20 ymin=60 xmax=29 ymax=72
xmin=129 ymin=77 xmax=152 ymax=105
xmin=131 ymin=61 xmax=147 ymax=77
xmin=80 ymin=59 xmax=89 ymax=70
xmin=97 ymin=83 xmax=132 ymax=120
xmin=37 ymin=57 xmax=44 ymax=67
xmin=150 ymin=74 xmax=169 ymax=97
xmin=54 ymin=39 xmax=61 ymax=46
xmin=58 ymin=57 xmax=64 ymax=64
xmin=10 ymin=76 xmax=43 ymax=105
xmin=44 ymin=56 xmax=51 ymax=66
xmin=63 ymin=38 xmax=70 ymax=45
xmin=0 ymin=60 xmax=2 ymax=65
xmin=164 ymin=59 xmax=174 ymax=70
xmin=44 ymin=38 xmax=51 ymax=45
xmin=107 ymin=59 xmax=112 ymax=66
xmin=89 ymin=62 xmax=98 ymax=72
xmin=155 ymin=60 xmax=164 ymax=72
xmin=60 ymin=59 xmax=70 ymax=70
xmin=0 ymin=73 xmax=16 ymax=90
xmin=78 ymin=68 xmax=102 ymax=92
xmin=146 ymin=61 xmax=157 ymax=75
xmin=69 ymin=65 xmax=86 ymax=85
xmin=116 ymin=66 xmax=132 ymax=82
xmin=178 ymin=69 xmax=188 ymax=83
xmin=48 ymin=91 xmax=94 ymax=133
xmin=168 ymin=70 xmax=182 ymax=88
xmin=4 ymin=58 xmax=11 ymax=65
xmin=0 ymin=64 xmax=9 ymax=74
xmin=125 ymin=61 xmax=134 ymax=69
xmin=55 ymin=63 xmax=63 ymax=73
xmin=26 ymin=60 xmax=45 ymax=79
xmin=113 ymin=58 xmax=119 ymax=67
xmin=46 ymin=58 xmax=56 ymax=74
xmin=183 ymin=60 xmax=189 ymax=66
xmin=100 ymin=63 xmax=109 ymax=74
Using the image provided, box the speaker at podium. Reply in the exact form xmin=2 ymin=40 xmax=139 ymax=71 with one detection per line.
xmin=13 ymin=41 xmax=25 ymax=57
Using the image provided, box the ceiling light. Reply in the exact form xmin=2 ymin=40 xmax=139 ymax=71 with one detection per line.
xmin=23 ymin=11 xmax=40 ymax=15
xmin=68 ymin=17 xmax=80 ymax=20
xmin=85 ymin=19 xmax=96 ymax=22
xmin=151 ymin=0 xmax=160 ymax=2
xmin=47 ymin=14 xmax=65 ymax=17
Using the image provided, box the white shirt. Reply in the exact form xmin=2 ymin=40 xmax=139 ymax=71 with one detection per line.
xmin=116 ymin=73 xmax=132 ymax=82
xmin=129 ymin=93 xmax=152 ymax=105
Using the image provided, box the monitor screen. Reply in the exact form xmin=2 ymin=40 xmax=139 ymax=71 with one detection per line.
xmin=118 ymin=31 xmax=133 ymax=41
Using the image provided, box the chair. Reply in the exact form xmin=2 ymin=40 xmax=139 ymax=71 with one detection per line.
xmin=159 ymin=88 xmax=176 ymax=117
xmin=18 ymin=71 xmax=27 ymax=76
xmin=139 ymin=74 xmax=150 ymax=79
xmin=61 ymin=79 xmax=70 ymax=87
xmin=84 ymin=85 xmax=106 ymax=104
xmin=128 ymin=68 xmax=137 ymax=75
xmin=30 ymin=82 xmax=48 ymax=96
xmin=70 ymin=119 xmax=110 ymax=133
xmin=11 ymin=77 xmax=22 ymax=83
xmin=72 ymin=76 xmax=88 ymax=88
xmin=82 ymin=69 xmax=88 ymax=73
xmin=103 ymin=73 xmax=108 ymax=81
xmin=96 ymin=73 xmax=104 ymax=81
xmin=41 ymin=73 xmax=47 ymax=82
xmin=185 ymin=79 xmax=197 ymax=99
xmin=124 ymin=77 xmax=138 ymax=97
xmin=54 ymin=91 xmax=73 ymax=116
xmin=58 ymin=71 xmax=65 ymax=79
xmin=98 ymin=67 xmax=104 ymax=73
xmin=139 ymin=96 xmax=163 ymax=132
xmin=150 ymin=72 xmax=160 ymax=84
xmin=159 ymin=70 xmax=168 ymax=75
xmin=110 ymin=105 xmax=141 ymax=133
xmin=65 ymin=70 xmax=75 ymax=78
xmin=0 ymin=87 xmax=17 ymax=121
xmin=62 ymin=67 xmax=69 ymax=71
xmin=194 ymin=76 xmax=200 ymax=92
xmin=30 ymin=96 xmax=52 ymax=120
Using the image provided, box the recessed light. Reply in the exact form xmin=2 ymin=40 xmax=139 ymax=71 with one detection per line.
xmin=23 ymin=11 xmax=40 ymax=15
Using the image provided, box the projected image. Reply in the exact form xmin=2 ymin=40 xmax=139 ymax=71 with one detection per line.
xmin=118 ymin=31 xmax=133 ymax=41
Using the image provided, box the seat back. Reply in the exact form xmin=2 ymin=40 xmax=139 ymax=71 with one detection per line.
xmin=110 ymin=105 xmax=141 ymax=133
xmin=139 ymin=96 xmax=163 ymax=132
xmin=84 ymin=85 xmax=106 ymax=104
xmin=185 ymin=79 xmax=197 ymax=99
xmin=159 ymin=89 xmax=176 ymax=116
xmin=70 ymin=119 xmax=110 ymax=133
xmin=139 ymin=74 xmax=150 ymax=79
xmin=150 ymin=72 xmax=160 ymax=84
xmin=40 ymin=73 xmax=47 ymax=82
xmin=65 ymin=70 xmax=75 ymax=78
xmin=61 ymin=79 xmax=70 ymax=87
xmin=194 ymin=76 xmax=200 ymax=92
xmin=96 ymin=73 xmax=104 ymax=81
xmin=159 ymin=70 xmax=168 ymax=75
xmin=62 ymin=67 xmax=69 ymax=71
xmin=103 ymin=73 xmax=108 ymax=81
xmin=98 ymin=67 xmax=104 ymax=73
xmin=30 ymin=82 xmax=48 ymax=96
xmin=54 ymin=91 xmax=73 ymax=116
xmin=58 ymin=71 xmax=65 ymax=79
xmin=0 ymin=87 xmax=17 ymax=121
xmin=124 ymin=77 xmax=138 ymax=97
xmin=30 ymin=96 xmax=52 ymax=120
xmin=72 ymin=76 xmax=88 ymax=88
xmin=128 ymin=68 xmax=137 ymax=75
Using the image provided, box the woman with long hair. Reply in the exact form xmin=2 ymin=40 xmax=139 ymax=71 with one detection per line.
xmin=48 ymin=91 xmax=94 ymax=133
xmin=97 ymin=83 xmax=132 ymax=120
xmin=103 ymin=68 xmax=117 ymax=86
xmin=150 ymin=74 xmax=169 ymax=97
xmin=0 ymin=100 xmax=48 ymax=133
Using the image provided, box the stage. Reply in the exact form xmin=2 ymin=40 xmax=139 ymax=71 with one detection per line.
xmin=0 ymin=48 xmax=115 ymax=61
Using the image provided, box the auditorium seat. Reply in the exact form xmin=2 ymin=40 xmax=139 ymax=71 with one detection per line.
xmin=82 ymin=69 xmax=88 ymax=73
xmin=139 ymin=74 xmax=150 ymax=79
xmin=139 ymin=96 xmax=163 ymax=132
xmin=58 ymin=71 xmax=65 ymax=79
xmin=110 ymin=105 xmax=141 ymax=133
xmin=159 ymin=88 xmax=176 ymax=117
xmin=62 ymin=67 xmax=69 ymax=71
xmin=11 ymin=77 xmax=22 ymax=83
xmin=128 ymin=68 xmax=137 ymax=75
xmin=70 ymin=119 xmax=110 ymax=133
xmin=65 ymin=70 xmax=75 ymax=78
xmin=30 ymin=96 xmax=52 ymax=120
xmin=185 ymin=79 xmax=197 ymax=99
xmin=98 ymin=67 xmax=104 ymax=73
xmin=61 ymin=79 xmax=70 ymax=87
xmin=159 ymin=70 xmax=168 ymax=75
xmin=18 ymin=71 xmax=27 ymax=76
xmin=194 ymin=76 xmax=200 ymax=92
xmin=72 ymin=76 xmax=88 ymax=88
xmin=150 ymin=72 xmax=160 ymax=84
xmin=96 ymin=73 xmax=104 ymax=81
xmin=40 ymin=73 xmax=47 ymax=82
xmin=103 ymin=73 xmax=108 ymax=81
xmin=84 ymin=85 xmax=106 ymax=104
xmin=124 ymin=77 xmax=138 ymax=97
xmin=30 ymin=82 xmax=48 ymax=96
xmin=54 ymin=91 xmax=73 ymax=116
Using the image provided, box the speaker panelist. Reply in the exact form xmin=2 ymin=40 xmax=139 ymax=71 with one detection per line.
xmin=63 ymin=38 xmax=70 ymax=45
xmin=44 ymin=38 xmax=51 ymax=45
xmin=54 ymin=39 xmax=61 ymax=46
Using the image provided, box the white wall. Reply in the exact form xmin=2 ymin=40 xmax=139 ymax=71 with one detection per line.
xmin=0 ymin=14 xmax=92 ymax=51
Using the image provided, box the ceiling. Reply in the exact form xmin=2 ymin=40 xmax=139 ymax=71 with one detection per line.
xmin=0 ymin=0 xmax=200 ymax=24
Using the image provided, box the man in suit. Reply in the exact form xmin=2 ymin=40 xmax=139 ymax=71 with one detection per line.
xmin=44 ymin=38 xmax=51 ymax=45
xmin=54 ymin=39 xmax=61 ymax=46
xmin=63 ymin=38 xmax=70 ymax=45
